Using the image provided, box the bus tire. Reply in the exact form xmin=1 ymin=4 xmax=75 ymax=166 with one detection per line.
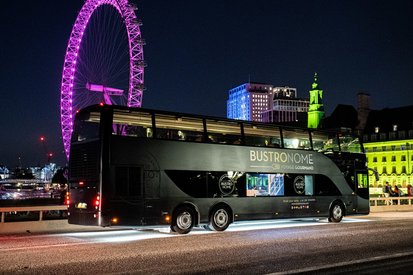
xmin=171 ymin=206 xmax=195 ymax=234
xmin=329 ymin=202 xmax=344 ymax=223
xmin=208 ymin=205 xmax=231 ymax=231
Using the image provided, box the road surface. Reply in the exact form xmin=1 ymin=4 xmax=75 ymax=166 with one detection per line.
xmin=1 ymin=212 xmax=412 ymax=274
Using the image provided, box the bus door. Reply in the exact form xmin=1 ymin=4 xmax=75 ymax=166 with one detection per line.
xmin=110 ymin=166 xmax=145 ymax=225
xmin=355 ymin=170 xmax=370 ymax=213
xmin=143 ymin=169 xmax=161 ymax=225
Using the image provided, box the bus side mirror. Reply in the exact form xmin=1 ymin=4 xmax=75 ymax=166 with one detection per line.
xmin=368 ymin=168 xmax=379 ymax=181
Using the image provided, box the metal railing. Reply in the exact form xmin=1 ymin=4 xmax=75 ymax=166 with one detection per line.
xmin=370 ymin=197 xmax=413 ymax=212
xmin=0 ymin=205 xmax=67 ymax=223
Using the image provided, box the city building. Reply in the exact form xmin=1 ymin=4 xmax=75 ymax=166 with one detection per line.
xmin=307 ymin=73 xmax=325 ymax=129
xmin=361 ymin=105 xmax=413 ymax=189
xmin=227 ymin=82 xmax=273 ymax=122
xmin=322 ymin=93 xmax=413 ymax=191
xmin=261 ymin=87 xmax=309 ymax=124
xmin=0 ymin=166 xmax=10 ymax=180
xmin=227 ymin=82 xmax=309 ymax=124
xmin=29 ymin=163 xmax=58 ymax=182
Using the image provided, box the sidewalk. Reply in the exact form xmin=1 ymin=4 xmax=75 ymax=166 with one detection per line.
xmin=363 ymin=211 xmax=413 ymax=220
xmin=0 ymin=219 xmax=119 ymax=235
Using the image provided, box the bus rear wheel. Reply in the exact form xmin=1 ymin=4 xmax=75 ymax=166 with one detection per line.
xmin=171 ymin=206 xmax=194 ymax=234
xmin=329 ymin=203 xmax=344 ymax=223
xmin=208 ymin=206 xmax=231 ymax=231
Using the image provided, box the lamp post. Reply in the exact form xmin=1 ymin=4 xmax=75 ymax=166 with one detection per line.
xmin=40 ymin=136 xmax=52 ymax=164
xmin=407 ymin=142 xmax=411 ymax=180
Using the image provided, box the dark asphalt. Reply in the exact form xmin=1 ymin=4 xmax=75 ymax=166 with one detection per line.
xmin=1 ymin=212 xmax=412 ymax=274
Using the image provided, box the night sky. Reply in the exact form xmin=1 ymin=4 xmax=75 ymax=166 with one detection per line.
xmin=1 ymin=0 xmax=412 ymax=167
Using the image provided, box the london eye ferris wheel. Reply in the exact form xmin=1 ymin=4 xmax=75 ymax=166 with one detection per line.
xmin=60 ymin=0 xmax=145 ymax=160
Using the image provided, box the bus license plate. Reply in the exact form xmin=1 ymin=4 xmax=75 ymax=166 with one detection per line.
xmin=75 ymin=202 xmax=87 ymax=209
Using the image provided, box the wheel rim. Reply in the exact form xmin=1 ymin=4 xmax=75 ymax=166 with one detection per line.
xmin=214 ymin=209 xmax=228 ymax=228
xmin=333 ymin=205 xmax=342 ymax=220
xmin=177 ymin=211 xmax=192 ymax=230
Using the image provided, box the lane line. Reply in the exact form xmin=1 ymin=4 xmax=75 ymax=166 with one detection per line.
xmin=269 ymin=251 xmax=413 ymax=275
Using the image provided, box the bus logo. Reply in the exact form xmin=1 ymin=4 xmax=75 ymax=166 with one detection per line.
xmin=293 ymin=176 xmax=305 ymax=195
xmin=219 ymin=174 xmax=236 ymax=196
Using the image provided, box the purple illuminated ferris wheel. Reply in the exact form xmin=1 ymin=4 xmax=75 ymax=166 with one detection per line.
xmin=60 ymin=0 xmax=145 ymax=160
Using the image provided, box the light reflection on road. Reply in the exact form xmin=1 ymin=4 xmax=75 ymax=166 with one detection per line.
xmin=59 ymin=217 xmax=370 ymax=243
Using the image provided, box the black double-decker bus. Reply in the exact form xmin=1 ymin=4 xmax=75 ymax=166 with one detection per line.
xmin=67 ymin=104 xmax=369 ymax=234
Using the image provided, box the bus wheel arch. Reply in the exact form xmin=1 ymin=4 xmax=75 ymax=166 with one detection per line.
xmin=171 ymin=203 xmax=199 ymax=234
xmin=208 ymin=203 xmax=233 ymax=231
xmin=328 ymin=200 xmax=345 ymax=223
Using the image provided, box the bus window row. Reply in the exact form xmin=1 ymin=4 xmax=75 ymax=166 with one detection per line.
xmin=76 ymin=109 xmax=362 ymax=153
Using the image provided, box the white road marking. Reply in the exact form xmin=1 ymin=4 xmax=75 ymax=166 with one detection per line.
xmin=269 ymin=251 xmax=413 ymax=274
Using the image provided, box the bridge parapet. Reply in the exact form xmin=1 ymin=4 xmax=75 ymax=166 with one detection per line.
xmin=370 ymin=197 xmax=413 ymax=212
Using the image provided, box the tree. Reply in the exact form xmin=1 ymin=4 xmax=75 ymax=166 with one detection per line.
xmin=52 ymin=168 xmax=68 ymax=184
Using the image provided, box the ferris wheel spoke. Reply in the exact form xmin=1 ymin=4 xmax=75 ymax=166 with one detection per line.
xmin=60 ymin=0 xmax=145 ymax=159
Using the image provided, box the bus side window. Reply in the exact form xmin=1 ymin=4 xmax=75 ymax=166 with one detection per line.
xmin=206 ymin=120 xmax=242 ymax=144
xmin=243 ymin=123 xmax=282 ymax=147
xmin=112 ymin=110 xmax=153 ymax=138
xmin=357 ymin=172 xmax=368 ymax=188
xmin=314 ymin=175 xmax=341 ymax=196
xmin=325 ymin=136 xmax=340 ymax=152
xmin=156 ymin=128 xmax=181 ymax=140
xmin=72 ymin=112 xmax=101 ymax=142
xmin=340 ymin=135 xmax=362 ymax=153
xmin=115 ymin=125 xmax=151 ymax=137
xmin=282 ymin=128 xmax=311 ymax=150
xmin=311 ymin=131 xmax=329 ymax=152
xmin=155 ymin=115 xmax=204 ymax=142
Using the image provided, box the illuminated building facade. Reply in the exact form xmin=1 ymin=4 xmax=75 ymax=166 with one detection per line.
xmin=362 ymin=106 xmax=413 ymax=189
xmin=227 ymin=83 xmax=309 ymax=124
xmin=307 ymin=73 xmax=325 ymax=129
xmin=227 ymin=83 xmax=273 ymax=122
xmin=322 ymin=94 xmax=413 ymax=192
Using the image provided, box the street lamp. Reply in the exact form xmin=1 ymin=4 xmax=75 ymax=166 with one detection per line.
xmin=407 ymin=142 xmax=410 ymax=176
xmin=39 ymin=135 xmax=54 ymax=164
xmin=47 ymin=153 xmax=53 ymax=163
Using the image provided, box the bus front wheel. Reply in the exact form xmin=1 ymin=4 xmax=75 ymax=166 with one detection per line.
xmin=171 ymin=206 xmax=194 ymax=234
xmin=208 ymin=206 xmax=231 ymax=231
xmin=329 ymin=203 xmax=344 ymax=223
